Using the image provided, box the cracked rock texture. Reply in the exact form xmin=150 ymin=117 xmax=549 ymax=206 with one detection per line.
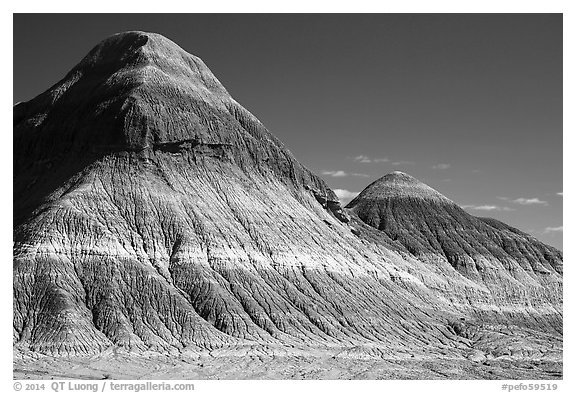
xmin=13 ymin=32 xmax=561 ymax=378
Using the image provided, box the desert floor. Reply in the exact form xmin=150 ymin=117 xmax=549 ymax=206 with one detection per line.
xmin=13 ymin=345 xmax=562 ymax=380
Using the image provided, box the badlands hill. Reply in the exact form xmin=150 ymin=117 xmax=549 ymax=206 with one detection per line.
xmin=347 ymin=171 xmax=562 ymax=330
xmin=13 ymin=32 xmax=562 ymax=379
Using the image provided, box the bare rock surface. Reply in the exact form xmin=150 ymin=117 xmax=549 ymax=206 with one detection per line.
xmin=13 ymin=32 xmax=562 ymax=379
xmin=346 ymin=172 xmax=562 ymax=324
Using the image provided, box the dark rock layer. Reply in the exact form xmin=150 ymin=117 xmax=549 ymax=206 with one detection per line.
xmin=14 ymin=31 xmax=561 ymax=367
xmin=346 ymin=172 xmax=562 ymax=332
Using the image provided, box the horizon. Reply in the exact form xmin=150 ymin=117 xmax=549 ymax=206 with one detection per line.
xmin=13 ymin=14 xmax=563 ymax=249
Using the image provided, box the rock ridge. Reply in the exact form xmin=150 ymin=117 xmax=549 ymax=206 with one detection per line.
xmin=13 ymin=32 xmax=562 ymax=378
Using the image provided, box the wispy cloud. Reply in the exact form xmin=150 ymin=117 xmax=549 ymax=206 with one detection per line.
xmin=511 ymin=197 xmax=548 ymax=206
xmin=461 ymin=204 xmax=514 ymax=212
xmin=353 ymin=155 xmax=371 ymax=163
xmin=497 ymin=196 xmax=550 ymax=208
xmin=321 ymin=170 xmax=348 ymax=177
xmin=391 ymin=160 xmax=415 ymax=166
xmin=321 ymin=170 xmax=369 ymax=178
xmin=333 ymin=189 xmax=360 ymax=202
xmin=352 ymin=155 xmax=413 ymax=166
xmin=432 ymin=163 xmax=451 ymax=170
xmin=557 ymin=192 xmax=563 ymax=196
xmin=544 ymin=226 xmax=563 ymax=234
xmin=353 ymin=155 xmax=389 ymax=164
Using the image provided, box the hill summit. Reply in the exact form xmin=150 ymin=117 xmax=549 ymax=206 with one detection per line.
xmin=347 ymin=170 xmax=562 ymax=310
xmin=348 ymin=171 xmax=453 ymax=204
xmin=13 ymin=32 xmax=562 ymax=379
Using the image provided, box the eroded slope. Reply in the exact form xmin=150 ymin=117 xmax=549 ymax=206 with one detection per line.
xmin=346 ymin=172 xmax=562 ymax=332
xmin=14 ymin=32 xmax=562 ymax=373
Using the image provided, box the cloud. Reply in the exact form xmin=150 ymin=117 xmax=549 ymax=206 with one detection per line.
xmin=321 ymin=170 xmax=348 ymax=177
xmin=353 ymin=155 xmax=389 ymax=163
xmin=432 ymin=163 xmax=451 ymax=170
xmin=321 ymin=170 xmax=369 ymax=178
xmin=333 ymin=189 xmax=360 ymax=202
xmin=544 ymin=226 xmax=563 ymax=234
xmin=391 ymin=160 xmax=415 ymax=166
xmin=557 ymin=192 xmax=563 ymax=196
xmin=353 ymin=155 xmax=372 ymax=163
xmin=461 ymin=204 xmax=513 ymax=212
xmin=511 ymin=197 xmax=548 ymax=206
xmin=352 ymin=155 xmax=413 ymax=166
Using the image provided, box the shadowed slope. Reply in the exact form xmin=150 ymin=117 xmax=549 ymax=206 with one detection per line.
xmin=346 ymin=171 xmax=562 ymax=332
xmin=14 ymin=32 xmax=561 ymax=374
xmin=14 ymin=31 xmax=344 ymax=227
xmin=14 ymin=32 xmax=446 ymax=355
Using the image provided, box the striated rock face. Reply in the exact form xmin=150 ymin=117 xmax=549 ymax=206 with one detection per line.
xmin=346 ymin=171 xmax=562 ymax=332
xmin=14 ymin=31 xmax=561 ymax=372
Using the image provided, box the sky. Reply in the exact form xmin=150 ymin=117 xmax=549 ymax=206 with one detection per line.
xmin=13 ymin=14 xmax=563 ymax=249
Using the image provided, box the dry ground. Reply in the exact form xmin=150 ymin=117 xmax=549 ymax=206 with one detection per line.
xmin=13 ymin=344 xmax=562 ymax=380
